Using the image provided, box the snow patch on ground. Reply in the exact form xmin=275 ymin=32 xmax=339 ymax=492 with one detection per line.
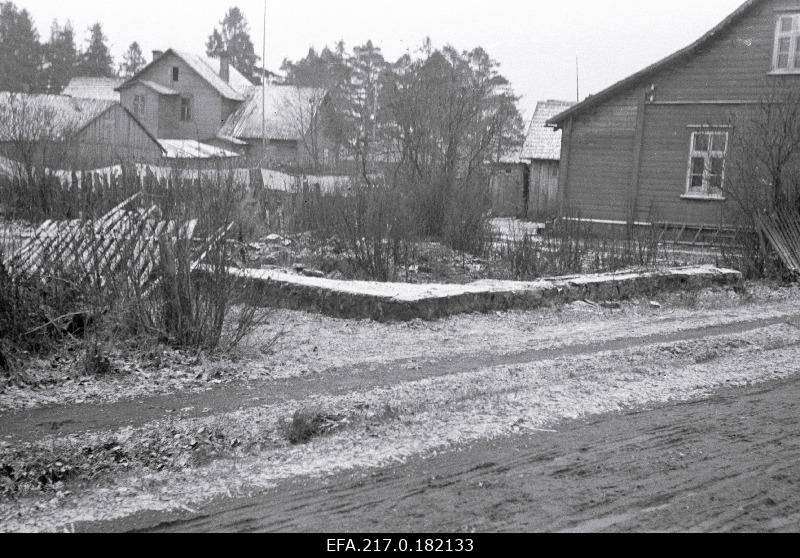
xmin=2 ymin=323 xmax=799 ymax=532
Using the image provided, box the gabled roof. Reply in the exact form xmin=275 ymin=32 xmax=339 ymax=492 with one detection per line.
xmin=62 ymin=77 xmax=124 ymax=101
xmin=0 ymin=93 xmax=117 ymax=141
xmin=520 ymin=100 xmax=575 ymax=161
xmin=117 ymin=49 xmax=254 ymax=102
xmin=219 ymin=85 xmax=327 ymax=141
xmin=548 ymin=0 xmax=762 ymax=127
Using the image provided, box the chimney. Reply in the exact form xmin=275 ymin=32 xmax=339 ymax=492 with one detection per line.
xmin=219 ymin=54 xmax=230 ymax=83
xmin=152 ymin=50 xmax=164 ymax=62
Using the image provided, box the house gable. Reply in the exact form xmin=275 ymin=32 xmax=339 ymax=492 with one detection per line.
xmin=548 ymin=0 xmax=800 ymax=227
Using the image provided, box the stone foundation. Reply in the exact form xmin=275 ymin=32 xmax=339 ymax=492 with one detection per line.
xmin=211 ymin=265 xmax=743 ymax=322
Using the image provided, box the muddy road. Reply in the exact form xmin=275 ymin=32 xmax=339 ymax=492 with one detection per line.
xmin=137 ymin=376 xmax=800 ymax=533
xmin=3 ymin=288 xmax=800 ymax=533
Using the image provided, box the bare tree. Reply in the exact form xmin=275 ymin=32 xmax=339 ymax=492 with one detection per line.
xmin=283 ymin=87 xmax=328 ymax=173
xmin=724 ymin=85 xmax=800 ymax=276
xmin=0 ymin=93 xmax=75 ymax=213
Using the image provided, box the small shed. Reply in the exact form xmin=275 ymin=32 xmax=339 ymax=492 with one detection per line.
xmin=489 ymin=156 xmax=528 ymax=218
xmin=520 ymin=100 xmax=575 ymax=219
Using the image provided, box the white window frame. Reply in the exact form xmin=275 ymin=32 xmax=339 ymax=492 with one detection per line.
xmin=683 ymin=129 xmax=729 ymax=200
xmin=772 ymin=13 xmax=800 ymax=73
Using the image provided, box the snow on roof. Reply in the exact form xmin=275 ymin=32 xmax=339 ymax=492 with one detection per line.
xmin=62 ymin=77 xmax=124 ymax=101
xmin=0 ymin=93 xmax=116 ymax=141
xmin=158 ymin=139 xmax=240 ymax=159
xmin=520 ymin=100 xmax=575 ymax=161
xmin=136 ymin=80 xmax=179 ymax=96
xmin=219 ymin=85 xmax=326 ymax=141
xmin=117 ymin=49 xmax=254 ymax=102
xmin=172 ymin=50 xmax=254 ymax=101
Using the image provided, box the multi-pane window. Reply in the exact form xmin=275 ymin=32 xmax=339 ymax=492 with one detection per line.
xmin=172 ymin=67 xmax=180 ymax=82
xmin=773 ymin=14 xmax=800 ymax=71
xmin=133 ymin=95 xmax=146 ymax=118
xmin=686 ymin=131 xmax=728 ymax=197
xmin=180 ymin=97 xmax=192 ymax=122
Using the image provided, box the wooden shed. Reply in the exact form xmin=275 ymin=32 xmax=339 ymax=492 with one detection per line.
xmin=0 ymin=92 xmax=164 ymax=169
xmin=520 ymin=100 xmax=575 ymax=220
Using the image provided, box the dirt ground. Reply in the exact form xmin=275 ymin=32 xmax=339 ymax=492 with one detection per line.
xmin=135 ymin=376 xmax=800 ymax=533
xmin=1 ymin=283 xmax=800 ymax=532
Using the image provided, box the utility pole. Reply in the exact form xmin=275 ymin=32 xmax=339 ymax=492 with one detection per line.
xmin=262 ymin=0 xmax=267 ymax=162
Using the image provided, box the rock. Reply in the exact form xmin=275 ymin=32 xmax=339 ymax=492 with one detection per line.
xmin=649 ymin=301 xmax=662 ymax=309
xmin=265 ymin=234 xmax=283 ymax=243
xmin=302 ymin=269 xmax=326 ymax=279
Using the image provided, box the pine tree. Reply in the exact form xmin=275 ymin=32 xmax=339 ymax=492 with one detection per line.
xmin=120 ymin=41 xmax=146 ymax=77
xmin=78 ymin=23 xmax=115 ymax=78
xmin=205 ymin=7 xmax=260 ymax=82
xmin=43 ymin=20 xmax=77 ymax=93
xmin=0 ymin=2 xmax=42 ymax=92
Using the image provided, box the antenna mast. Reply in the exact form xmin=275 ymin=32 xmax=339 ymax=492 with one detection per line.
xmin=262 ymin=0 xmax=267 ymax=160
xmin=576 ymin=56 xmax=580 ymax=102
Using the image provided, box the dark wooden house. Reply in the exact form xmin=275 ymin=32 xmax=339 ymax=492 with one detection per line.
xmin=548 ymin=0 xmax=800 ymax=230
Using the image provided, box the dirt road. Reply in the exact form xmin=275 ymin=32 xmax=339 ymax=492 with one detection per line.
xmin=2 ymin=289 xmax=800 ymax=533
xmin=132 ymin=375 xmax=800 ymax=533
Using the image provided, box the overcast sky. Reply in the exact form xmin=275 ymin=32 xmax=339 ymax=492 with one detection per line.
xmin=22 ymin=0 xmax=746 ymax=119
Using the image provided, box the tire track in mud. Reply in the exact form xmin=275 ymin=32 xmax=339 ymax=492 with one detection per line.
xmin=139 ymin=375 xmax=800 ymax=533
xmin=3 ymin=311 xmax=800 ymax=443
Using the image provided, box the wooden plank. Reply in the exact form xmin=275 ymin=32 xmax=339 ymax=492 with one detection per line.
xmin=629 ymin=88 xmax=647 ymax=223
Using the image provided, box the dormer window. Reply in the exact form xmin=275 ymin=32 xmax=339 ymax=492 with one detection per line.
xmin=172 ymin=67 xmax=180 ymax=82
xmin=773 ymin=14 xmax=800 ymax=72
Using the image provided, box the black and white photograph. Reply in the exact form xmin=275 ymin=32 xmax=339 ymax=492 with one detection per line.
xmin=0 ymin=0 xmax=799 ymax=536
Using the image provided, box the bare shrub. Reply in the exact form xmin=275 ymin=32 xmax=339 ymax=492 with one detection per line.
xmin=279 ymin=408 xmax=329 ymax=445
xmin=722 ymin=85 xmax=800 ymax=279
xmin=496 ymin=211 xmax=666 ymax=281
xmin=1 ymin=161 xmax=274 ymax=375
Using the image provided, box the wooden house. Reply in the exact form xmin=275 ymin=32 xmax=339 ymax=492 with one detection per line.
xmin=116 ymin=49 xmax=253 ymax=144
xmin=548 ymin=0 xmax=800 ymax=231
xmin=0 ymin=92 xmax=164 ymax=169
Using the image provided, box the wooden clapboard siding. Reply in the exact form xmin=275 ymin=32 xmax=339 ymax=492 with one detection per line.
xmin=562 ymin=89 xmax=639 ymax=220
xmin=73 ymin=104 xmax=163 ymax=166
xmin=653 ymin=0 xmax=800 ymax=102
xmin=556 ymin=0 xmax=800 ymax=227
xmin=528 ymin=160 xmax=560 ymax=219
xmin=636 ymin=104 xmax=736 ymax=225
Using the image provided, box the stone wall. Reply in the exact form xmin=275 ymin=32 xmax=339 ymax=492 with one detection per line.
xmin=208 ymin=265 xmax=743 ymax=323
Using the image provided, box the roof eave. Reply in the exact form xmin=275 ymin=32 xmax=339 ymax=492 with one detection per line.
xmin=546 ymin=0 xmax=761 ymax=128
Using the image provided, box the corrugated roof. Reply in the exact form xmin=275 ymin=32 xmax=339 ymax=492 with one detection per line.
xmin=62 ymin=77 xmax=124 ymax=101
xmin=159 ymin=139 xmax=240 ymax=159
xmin=548 ymin=0 xmax=762 ymax=127
xmin=219 ymin=85 xmax=326 ymax=141
xmin=520 ymin=100 xmax=575 ymax=161
xmin=119 ymin=49 xmax=254 ymax=102
xmin=0 ymin=93 xmax=116 ymax=141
